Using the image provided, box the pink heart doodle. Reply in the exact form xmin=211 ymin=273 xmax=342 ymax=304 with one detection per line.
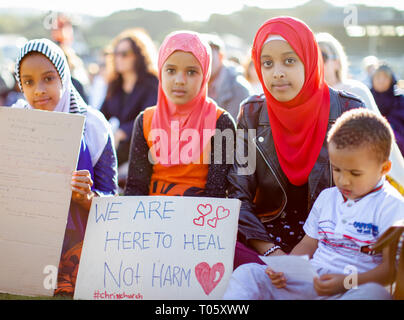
xmin=207 ymin=217 xmax=218 ymax=228
xmin=195 ymin=262 xmax=225 ymax=295
xmin=197 ymin=204 xmax=213 ymax=217
xmin=216 ymin=206 xmax=230 ymax=220
xmin=193 ymin=216 xmax=205 ymax=226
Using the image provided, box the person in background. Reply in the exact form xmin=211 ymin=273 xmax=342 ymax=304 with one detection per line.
xmin=244 ymin=56 xmax=263 ymax=95
xmin=203 ymin=33 xmax=251 ymax=121
xmin=87 ymin=56 xmax=108 ymax=110
xmin=371 ymin=64 xmax=404 ymax=158
xmin=316 ymin=32 xmax=404 ymax=196
xmin=360 ymin=55 xmax=379 ymax=89
xmin=51 ymin=13 xmax=89 ymax=103
xmin=316 ymin=33 xmax=376 ymax=111
xmin=100 ymin=28 xmax=158 ymax=188
xmin=62 ymin=46 xmax=89 ymax=103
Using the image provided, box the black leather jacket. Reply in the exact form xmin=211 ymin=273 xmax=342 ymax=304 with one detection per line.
xmin=228 ymin=87 xmax=365 ymax=244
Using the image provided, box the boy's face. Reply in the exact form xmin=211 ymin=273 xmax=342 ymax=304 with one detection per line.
xmin=328 ymin=142 xmax=391 ymax=200
xmin=20 ymin=53 xmax=62 ymax=111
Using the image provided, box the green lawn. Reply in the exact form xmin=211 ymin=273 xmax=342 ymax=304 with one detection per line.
xmin=0 ymin=293 xmax=72 ymax=300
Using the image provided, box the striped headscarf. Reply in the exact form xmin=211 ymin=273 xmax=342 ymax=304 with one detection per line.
xmin=14 ymin=38 xmax=86 ymax=115
xmin=13 ymin=38 xmax=112 ymax=167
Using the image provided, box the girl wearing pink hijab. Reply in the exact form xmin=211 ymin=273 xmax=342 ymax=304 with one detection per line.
xmin=124 ymin=31 xmax=235 ymax=197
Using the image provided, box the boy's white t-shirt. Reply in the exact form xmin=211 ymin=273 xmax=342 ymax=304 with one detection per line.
xmin=304 ymin=179 xmax=404 ymax=275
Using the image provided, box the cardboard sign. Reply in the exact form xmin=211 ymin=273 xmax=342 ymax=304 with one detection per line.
xmin=74 ymin=196 xmax=240 ymax=300
xmin=0 ymin=107 xmax=85 ymax=297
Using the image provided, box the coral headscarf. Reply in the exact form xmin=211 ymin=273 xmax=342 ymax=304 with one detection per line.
xmin=252 ymin=16 xmax=330 ymax=186
xmin=151 ymin=31 xmax=218 ymax=166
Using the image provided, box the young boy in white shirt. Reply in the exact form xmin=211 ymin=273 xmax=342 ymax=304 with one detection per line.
xmin=224 ymin=108 xmax=404 ymax=300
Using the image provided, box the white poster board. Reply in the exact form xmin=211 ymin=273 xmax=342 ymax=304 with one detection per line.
xmin=74 ymin=196 xmax=241 ymax=300
xmin=0 ymin=107 xmax=85 ymax=296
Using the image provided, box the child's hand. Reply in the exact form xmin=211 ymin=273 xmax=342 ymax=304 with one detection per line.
xmin=265 ymin=267 xmax=286 ymax=288
xmin=313 ymin=274 xmax=347 ymax=296
xmin=71 ymin=170 xmax=94 ymax=204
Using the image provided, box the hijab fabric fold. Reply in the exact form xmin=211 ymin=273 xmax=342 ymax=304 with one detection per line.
xmin=151 ymin=31 xmax=218 ymax=166
xmin=252 ymin=16 xmax=331 ymax=186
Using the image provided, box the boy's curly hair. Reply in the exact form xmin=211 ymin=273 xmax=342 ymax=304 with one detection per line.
xmin=327 ymin=108 xmax=394 ymax=163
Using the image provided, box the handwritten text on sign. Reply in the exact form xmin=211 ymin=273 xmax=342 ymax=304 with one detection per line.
xmin=74 ymin=196 xmax=240 ymax=300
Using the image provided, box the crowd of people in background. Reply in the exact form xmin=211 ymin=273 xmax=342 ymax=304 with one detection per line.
xmin=1 ymin=16 xmax=403 ymax=173
xmin=1 ymin=13 xmax=404 ymax=300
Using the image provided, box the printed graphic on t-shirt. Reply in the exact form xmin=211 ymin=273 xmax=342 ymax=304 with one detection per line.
xmin=352 ymin=221 xmax=379 ymax=237
xmin=317 ymin=219 xmax=378 ymax=257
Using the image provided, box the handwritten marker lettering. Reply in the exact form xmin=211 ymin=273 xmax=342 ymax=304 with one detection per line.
xmin=73 ymin=196 xmax=240 ymax=300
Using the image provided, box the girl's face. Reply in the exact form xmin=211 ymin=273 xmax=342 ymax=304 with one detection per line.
xmin=20 ymin=53 xmax=62 ymax=111
xmin=260 ymin=40 xmax=305 ymax=102
xmin=372 ymin=70 xmax=392 ymax=93
xmin=114 ymin=39 xmax=136 ymax=75
xmin=161 ymin=51 xmax=203 ymax=105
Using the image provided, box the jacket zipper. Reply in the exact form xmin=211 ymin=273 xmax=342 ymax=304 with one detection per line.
xmin=328 ymin=120 xmax=336 ymax=188
xmin=253 ymin=136 xmax=287 ymax=222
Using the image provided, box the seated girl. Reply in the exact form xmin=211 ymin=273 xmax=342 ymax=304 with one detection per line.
xmin=124 ymin=31 xmax=235 ymax=198
xmin=13 ymin=38 xmax=118 ymax=296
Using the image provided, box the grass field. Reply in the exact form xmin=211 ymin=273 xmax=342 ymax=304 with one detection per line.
xmin=0 ymin=293 xmax=72 ymax=300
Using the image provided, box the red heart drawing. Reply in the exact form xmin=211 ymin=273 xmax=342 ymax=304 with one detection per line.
xmin=197 ymin=203 xmax=213 ymax=217
xmin=216 ymin=206 xmax=230 ymax=220
xmin=193 ymin=216 xmax=205 ymax=227
xmin=195 ymin=262 xmax=225 ymax=295
xmin=207 ymin=217 xmax=218 ymax=228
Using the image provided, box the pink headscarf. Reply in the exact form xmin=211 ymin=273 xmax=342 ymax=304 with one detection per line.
xmin=151 ymin=31 xmax=218 ymax=166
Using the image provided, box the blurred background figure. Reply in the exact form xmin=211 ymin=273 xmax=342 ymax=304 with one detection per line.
xmin=62 ymin=46 xmax=89 ymax=103
xmin=316 ymin=32 xmax=404 ymax=194
xmin=371 ymin=64 xmax=404 ymax=157
xmin=51 ymin=13 xmax=74 ymax=47
xmin=0 ymin=35 xmax=27 ymax=106
xmin=100 ymin=28 xmax=158 ymax=189
xmin=203 ymin=33 xmax=251 ymax=121
xmin=87 ymin=55 xmax=108 ymax=110
xmin=360 ymin=55 xmax=380 ymax=88
xmin=244 ymin=56 xmax=263 ymax=96
xmin=316 ymin=32 xmax=377 ymax=113
xmin=51 ymin=13 xmax=90 ymax=103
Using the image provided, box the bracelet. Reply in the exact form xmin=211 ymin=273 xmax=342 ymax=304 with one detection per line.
xmin=263 ymin=245 xmax=281 ymax=256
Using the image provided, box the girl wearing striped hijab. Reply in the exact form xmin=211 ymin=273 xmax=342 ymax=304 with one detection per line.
xmin=13 ymin=38 xmax=118 ymax=295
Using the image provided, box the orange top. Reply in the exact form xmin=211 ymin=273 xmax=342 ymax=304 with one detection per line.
xmin=143 ymin=106 xmax=224 ymax=196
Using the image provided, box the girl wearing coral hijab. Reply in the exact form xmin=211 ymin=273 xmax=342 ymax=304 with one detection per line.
xmin=125 ymin=31 xmax=235 ymax=197
xmin=227 ymin=17 xmax=364 ymax=268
